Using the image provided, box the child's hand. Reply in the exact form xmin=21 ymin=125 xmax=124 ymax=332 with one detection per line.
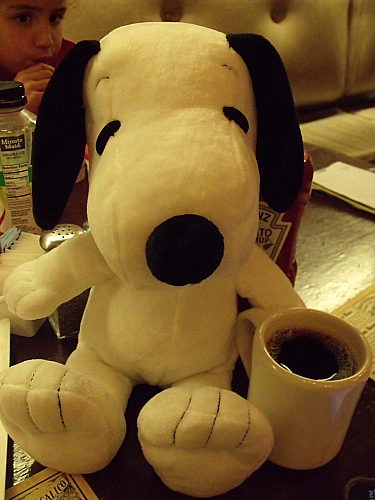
xmin=14 ymin=63 xmax=55 ymax=114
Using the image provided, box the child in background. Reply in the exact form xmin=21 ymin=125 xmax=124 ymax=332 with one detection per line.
xmin=0 ymin=0 xmax=74 ymax=114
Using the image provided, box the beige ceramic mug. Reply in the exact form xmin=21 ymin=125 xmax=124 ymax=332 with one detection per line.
xmin=247 ymin=308 xmax=372 ymax=470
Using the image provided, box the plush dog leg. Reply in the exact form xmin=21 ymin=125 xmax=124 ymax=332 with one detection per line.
xmin=138 ymin=386 xmax=273 ymax=497
xmin=0 ymin=359 xmax=128 ymax=473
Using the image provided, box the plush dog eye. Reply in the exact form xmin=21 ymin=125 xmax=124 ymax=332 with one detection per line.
xmin=96 ymin=120 xmax=121 ymax=155
xmin=223 ymin=107 xmax=249 ymax=134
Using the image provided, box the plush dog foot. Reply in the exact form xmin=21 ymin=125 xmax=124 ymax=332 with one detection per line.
xmin=0 ymin=359 xmax=126 ymax=473
xmin=138 ymin=386 xmax=273 ymax=497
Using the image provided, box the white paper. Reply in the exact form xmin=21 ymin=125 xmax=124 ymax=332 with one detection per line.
xmin=0 ymin=319 xmax=10 ymax=500
xmin=313 ymin=161 xmax=375 ymax=212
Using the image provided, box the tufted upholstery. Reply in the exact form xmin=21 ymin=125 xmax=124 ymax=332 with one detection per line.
xmin=64 ymin=0 xmax=375 ymax=109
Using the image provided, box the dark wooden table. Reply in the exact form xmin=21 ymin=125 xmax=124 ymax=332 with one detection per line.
xmin=6 ymin=147 xmax=375 ymax=500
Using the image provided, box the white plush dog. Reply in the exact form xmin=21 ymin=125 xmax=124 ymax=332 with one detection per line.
xmin=0 ymin=23 xmax=305 ymax=497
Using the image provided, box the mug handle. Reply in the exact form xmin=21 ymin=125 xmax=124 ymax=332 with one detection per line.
xmin=236 ymin=307 xmax=269 ymax=378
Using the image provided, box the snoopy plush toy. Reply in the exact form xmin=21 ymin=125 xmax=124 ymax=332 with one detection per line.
xmin=0 ymin=23 xmax=305 ymax=497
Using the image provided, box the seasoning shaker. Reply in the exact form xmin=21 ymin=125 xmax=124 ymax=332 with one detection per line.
xmin=40 ymin=223 xmax=90 ymax=339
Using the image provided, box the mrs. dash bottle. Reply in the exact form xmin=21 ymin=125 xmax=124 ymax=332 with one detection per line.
xmin=0 ymin=81 xmax=40 ymax=234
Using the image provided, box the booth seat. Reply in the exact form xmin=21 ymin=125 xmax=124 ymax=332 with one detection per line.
xmin=64 ymin=0 xmax=375 ymax=109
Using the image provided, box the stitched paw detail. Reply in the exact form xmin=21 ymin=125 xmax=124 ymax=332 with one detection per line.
xmin=137 ymin=386 xmax=274 ymax=497
xmin=172 ymin=387 xmax=252 ymax=449
xmin=138 ymin=386 xmax=271 ymax=451
xmin=0 ymin=359 xmax=126 ymax=473
xmin=0 ymin=359 xmax=67 ymax=433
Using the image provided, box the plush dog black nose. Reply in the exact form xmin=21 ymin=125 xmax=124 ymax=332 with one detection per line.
xmin=146 ymin=215 xmax=224 ymax=286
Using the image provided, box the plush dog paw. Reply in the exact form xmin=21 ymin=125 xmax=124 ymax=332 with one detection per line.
xmin=0 ymin=359 xmax=126 ymax=473
xmin=3 ymin=260 xmax=59 ymax=319
xmin=138 ymin=386 xmax=273 ymax=497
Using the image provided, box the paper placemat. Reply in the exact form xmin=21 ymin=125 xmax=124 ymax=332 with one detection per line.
xmin=301 ymin=111 xmax=375 ymax=160
xmin=333 ymin=283 xmax=375 ymax=381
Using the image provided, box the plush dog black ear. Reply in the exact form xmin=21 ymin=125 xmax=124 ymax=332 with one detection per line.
xmin=32 ymin=40 xmax=100 ymax=230
xmin=227 ymin=34 xmax=304 ymax=213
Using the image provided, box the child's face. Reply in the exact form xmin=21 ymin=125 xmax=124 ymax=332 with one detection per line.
xmin=0 ymin=0 xmax=67 ymax=79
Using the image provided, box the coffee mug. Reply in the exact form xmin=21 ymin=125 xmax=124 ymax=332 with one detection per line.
xmin=247 ymin=308 xmax=372 ymax=470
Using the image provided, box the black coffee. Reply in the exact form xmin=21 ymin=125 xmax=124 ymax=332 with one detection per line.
xmin=266 ymin=327 xmax=357 ymax=380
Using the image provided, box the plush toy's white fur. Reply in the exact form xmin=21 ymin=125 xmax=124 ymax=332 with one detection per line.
xmin=0 ymin=23 xmax=304 ymax=497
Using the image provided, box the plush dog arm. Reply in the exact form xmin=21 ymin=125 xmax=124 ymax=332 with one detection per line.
xmin=3 ymin=230 xmax=113 ymax=320
xmin=235 ymin=244 xmax=305 ymax=376
xmin=236 ymin=244 xmax=305 ymax=315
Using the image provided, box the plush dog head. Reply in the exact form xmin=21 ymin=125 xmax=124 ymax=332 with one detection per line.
xmin=32 ymin=22 xmax=303 ymax=288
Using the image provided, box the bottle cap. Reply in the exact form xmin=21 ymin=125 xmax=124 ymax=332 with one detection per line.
xmin=0 ymin=81 xmax=27 ymax=109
